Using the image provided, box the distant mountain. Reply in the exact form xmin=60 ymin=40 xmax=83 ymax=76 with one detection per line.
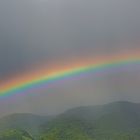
xmin=61 ymin=101 xmax=140 ymax=132
xmin=62 ymin=101 xmax=140 ymax=120
xmin=40 ymin=101 xmax=140 ymax=140
xmin=0 ymin=113 xmax=51 ymax=137
xmin=1 ymin=101 xmax=140 ymax=140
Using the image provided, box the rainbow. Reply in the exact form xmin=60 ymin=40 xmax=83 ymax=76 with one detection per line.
xmin=0 ymin=51 xmax=140 ymax=98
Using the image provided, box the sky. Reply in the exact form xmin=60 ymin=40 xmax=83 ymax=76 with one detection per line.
xmin=0 ymin=0 xmax=140 ymax=117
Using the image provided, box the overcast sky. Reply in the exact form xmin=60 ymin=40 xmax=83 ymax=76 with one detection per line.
xmin=0 ymin=0 xmax=140 ymax=117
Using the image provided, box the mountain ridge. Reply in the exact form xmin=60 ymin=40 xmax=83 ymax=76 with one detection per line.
xmin=1 ymin=101 xmax=140 ymax=139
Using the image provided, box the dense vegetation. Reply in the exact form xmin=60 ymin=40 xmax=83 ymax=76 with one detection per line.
xmin=39 ymin=116 xmax=140 ymax=140
xmin=39 ymin=117 xmax=94 ymax=140
xmin=0 ymin=129 xmax=33 ymax=140
xmin=1 ymin=102 xmax=140 ymax=140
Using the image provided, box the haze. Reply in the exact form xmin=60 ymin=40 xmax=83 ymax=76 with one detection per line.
xmin=0 ymin=0 xmax=140 ymax=117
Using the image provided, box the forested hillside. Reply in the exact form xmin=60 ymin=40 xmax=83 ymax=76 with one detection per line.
xmin=1 ymin=102 xmax=140 ymax=140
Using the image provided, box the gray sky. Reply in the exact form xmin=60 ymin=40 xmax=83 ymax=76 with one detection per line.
xmin=0 ymin=0 xmax=140 ymax=117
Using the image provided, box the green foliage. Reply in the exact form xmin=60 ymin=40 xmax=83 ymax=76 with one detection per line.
xmin=0 ymin=129 xmax=33 ymax=140
xmin=39 ymin=118 xmax=93 ymax=140
xmin=39 ymin=117 xmax=140 ymax=140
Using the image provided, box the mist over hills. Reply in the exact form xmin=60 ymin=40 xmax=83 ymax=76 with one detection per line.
xmin=1 ymin=101 xmax=140 ymax=139
xmin=51 ymin=101 xmax=140 ymax=131
xmin=0 ymin=113 xmax=52 ymax=137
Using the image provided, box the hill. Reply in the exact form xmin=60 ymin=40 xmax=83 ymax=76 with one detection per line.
xmin=1 ymin=101 xmax=140 ymax=139
xmin=40 ymin=117 xmax=93 ymax=140
xmin=40 ymin=101 xmax=140 ymax=140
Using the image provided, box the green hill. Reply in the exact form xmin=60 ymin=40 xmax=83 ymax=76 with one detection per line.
xmin=1 ymin=101 xmax=140 ymax=140
xmin=39 ymin=117 xmax=94 ymax=140
xmin=40 ymin=101 xmax=140 ymax=140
